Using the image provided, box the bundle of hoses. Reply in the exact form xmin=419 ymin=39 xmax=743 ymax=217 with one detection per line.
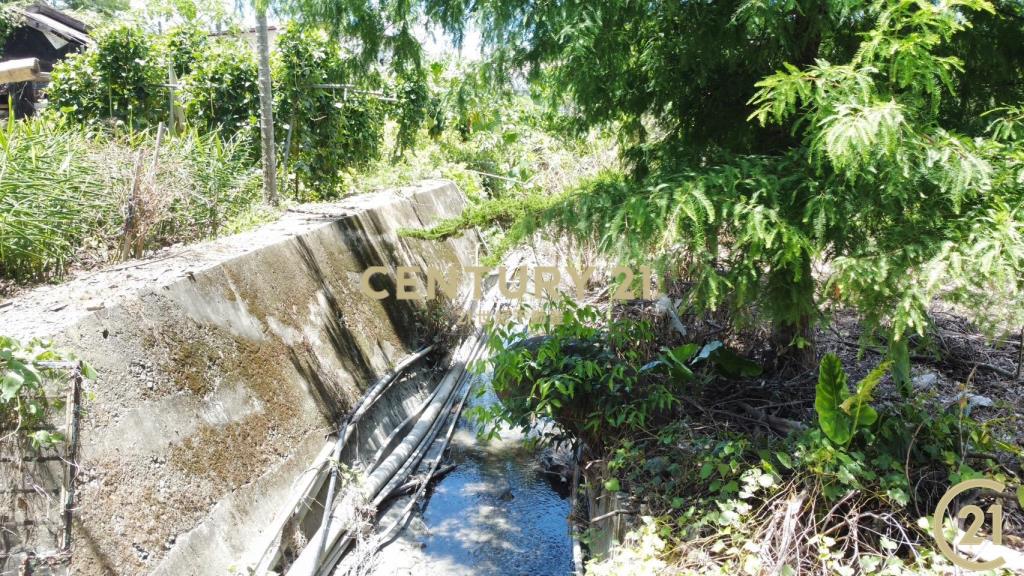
xmin=286 ymin=330 xmax=489 ymax=576
xmin=253 ymin=344 xmax=437 ymax=574
xmin=329 ymin=335 xmax=481 ymax=572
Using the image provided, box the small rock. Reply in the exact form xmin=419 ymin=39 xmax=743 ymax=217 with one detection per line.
xmin=644 ymin=457 xmax=668 ymax=475
xmin=952 ymin=392 xmax=994 ymax=410
xmin=912 ymin=372 xmax=939 ymax=389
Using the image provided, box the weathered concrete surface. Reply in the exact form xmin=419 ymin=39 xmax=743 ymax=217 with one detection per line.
xmin=0 ymin=180 xmax=479 ymax=575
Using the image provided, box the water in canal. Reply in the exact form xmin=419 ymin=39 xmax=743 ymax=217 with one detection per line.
xmin=363 ymin=375 xmax=574 ymax=576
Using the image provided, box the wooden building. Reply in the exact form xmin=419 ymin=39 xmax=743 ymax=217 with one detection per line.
xmin=0 ymin=1 xmax=92 ymax=117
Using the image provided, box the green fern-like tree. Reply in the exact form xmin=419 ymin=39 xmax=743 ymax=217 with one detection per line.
xmin=282 ymin=0 xmax=1024 ymax=374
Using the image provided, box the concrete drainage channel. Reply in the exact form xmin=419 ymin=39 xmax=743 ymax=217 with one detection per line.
xmin=258 ymin=301 xmax=575 ymax=576
xmin=0 ymin=180 xmax=575 ymax=576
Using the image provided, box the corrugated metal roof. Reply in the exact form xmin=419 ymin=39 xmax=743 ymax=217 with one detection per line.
xmin=12 ymin=2 xmax=93 ymax=48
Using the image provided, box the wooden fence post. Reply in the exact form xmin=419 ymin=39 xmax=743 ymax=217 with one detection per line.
xmin=60 ymin=364 xmax=83 ymax=552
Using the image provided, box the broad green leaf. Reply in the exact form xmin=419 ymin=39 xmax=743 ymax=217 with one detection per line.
xmin=667 ymin=343 xmax=700 ymax=363
xmin=81 ymin=361 xmax=98 ymax=380
xmin=776 ymin=452 xmax=793 ymax=469
xmin=815 ymin=353 xmax=852 ymax=445
xmin=699 ymin=462 xmax=714 ymax=479
xmin=710 ymin=347 xmax=763 ymax=378
xmin=668 ymin=362 xmax=695 ymax=382
xmin=855 ymin=405 xmax=878 ymax=427
xmin=2 ymin=372 xmax=25 ymax=402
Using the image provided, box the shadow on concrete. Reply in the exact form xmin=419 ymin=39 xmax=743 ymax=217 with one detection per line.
xmin=287 ymin=234 xmax=379 ymax=421
xmin=333 ymin=213 xmax=422 ymax=351
xmin=73 ymin=520 xmax=121 ymax=575
xmin=286 ymin=214 xmax=431 ymax=422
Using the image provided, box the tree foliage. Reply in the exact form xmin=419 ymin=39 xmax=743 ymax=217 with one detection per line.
xmin=281 ymin=0 xmax=425 ymax=71
xmin=393 ymin=68 xmax=429 ymax=155
xmin=159 ymin=23 xmax=209 ymax=77
xmin=0 ymin=6 xmax=21 ymax=60
xmin=274 ymin=23 xmax=385 ymax=199
xmin=56 ymin=0 xmax=130 ymax=17
xmin=402 ymin=0 xmax=1024 ymax=362
xmin=182 ymin=39 xmax=260 ymax=135
xmin=137 ymin=0 xmax=234 ymax=30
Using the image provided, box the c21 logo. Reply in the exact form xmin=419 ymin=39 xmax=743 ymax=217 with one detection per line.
xmin=932 ymin=479 xmax=1006 ymax=571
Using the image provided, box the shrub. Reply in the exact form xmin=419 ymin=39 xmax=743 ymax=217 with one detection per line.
xmin=89 ymin=127 xmax=263 ymax=254
xmin=0 ymin=6 xmax=21 ymax=59
xmin=181 ymin=40 xmax=259 ymax=137
xmin=394 ymin=69 xmax=429 ymax=155
xmin=159 ymin=23 xmax=209 ymax=77
xmin=0 ymin=337 xmax=96 ymax=449
xmin=275 ymin=23 xmax=385 ymax=199
xmin=48 ymin=23 xmax=164 ymax=128
xmin=477 ymin=299 xmax=759 ymax=448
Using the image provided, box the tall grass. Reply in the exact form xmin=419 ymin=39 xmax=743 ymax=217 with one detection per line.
xmin=0 ymin=116 xmax=111 ymax=280
xmin=157 ymin=128 xmax=262 ymax=242
xmin=0 ymin=118 xmax=268 ymax=286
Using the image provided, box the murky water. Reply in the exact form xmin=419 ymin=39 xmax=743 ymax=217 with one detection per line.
xmin=367 ymin=377 xmax=574 ymax=576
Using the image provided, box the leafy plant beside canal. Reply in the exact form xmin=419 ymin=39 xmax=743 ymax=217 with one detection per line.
xmin=478 ymin=300 xmax=1024 ymax=574
xmin=0 ymin=337 xmax=95 ymax=449
xmin=477 ymin=300 xmax=763 ymax=449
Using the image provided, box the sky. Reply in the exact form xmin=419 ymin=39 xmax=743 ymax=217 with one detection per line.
xmin=130 ymin=0 xmax=482 ymax=59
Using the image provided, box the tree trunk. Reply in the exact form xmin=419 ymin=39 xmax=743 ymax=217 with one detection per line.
xmin=767 ymin=257 xmax=818 ymax=372
xmin=255 ymin=9 xmax=278 ymax=206
xmin=770 ymin=314 xmax=817 ymax=372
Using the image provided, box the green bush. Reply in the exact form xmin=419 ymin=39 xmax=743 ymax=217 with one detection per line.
xmin=181 ymin=40 xmax=259 ymax=137
xmin=159 ymin=23 xmax=209 ymax=77
xmin=0 ymin=337 xmax=96 ymax=449
xmin=394 ymin=69 xmax=429 ymax=155
xmin=576 ymin=349 xmax=1017 ymax=574
xmin=477 ymin=299 xmax=759 ymax=448
xmin=48 ymin=24 xmax=164 ymax=128
xmin=430 ymin=61 xmax=509 ymax=141
xmin=0 ymin=7 xmax=21 ymax=59
xmin=275 ymin=23 xmax=385 ymax=199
